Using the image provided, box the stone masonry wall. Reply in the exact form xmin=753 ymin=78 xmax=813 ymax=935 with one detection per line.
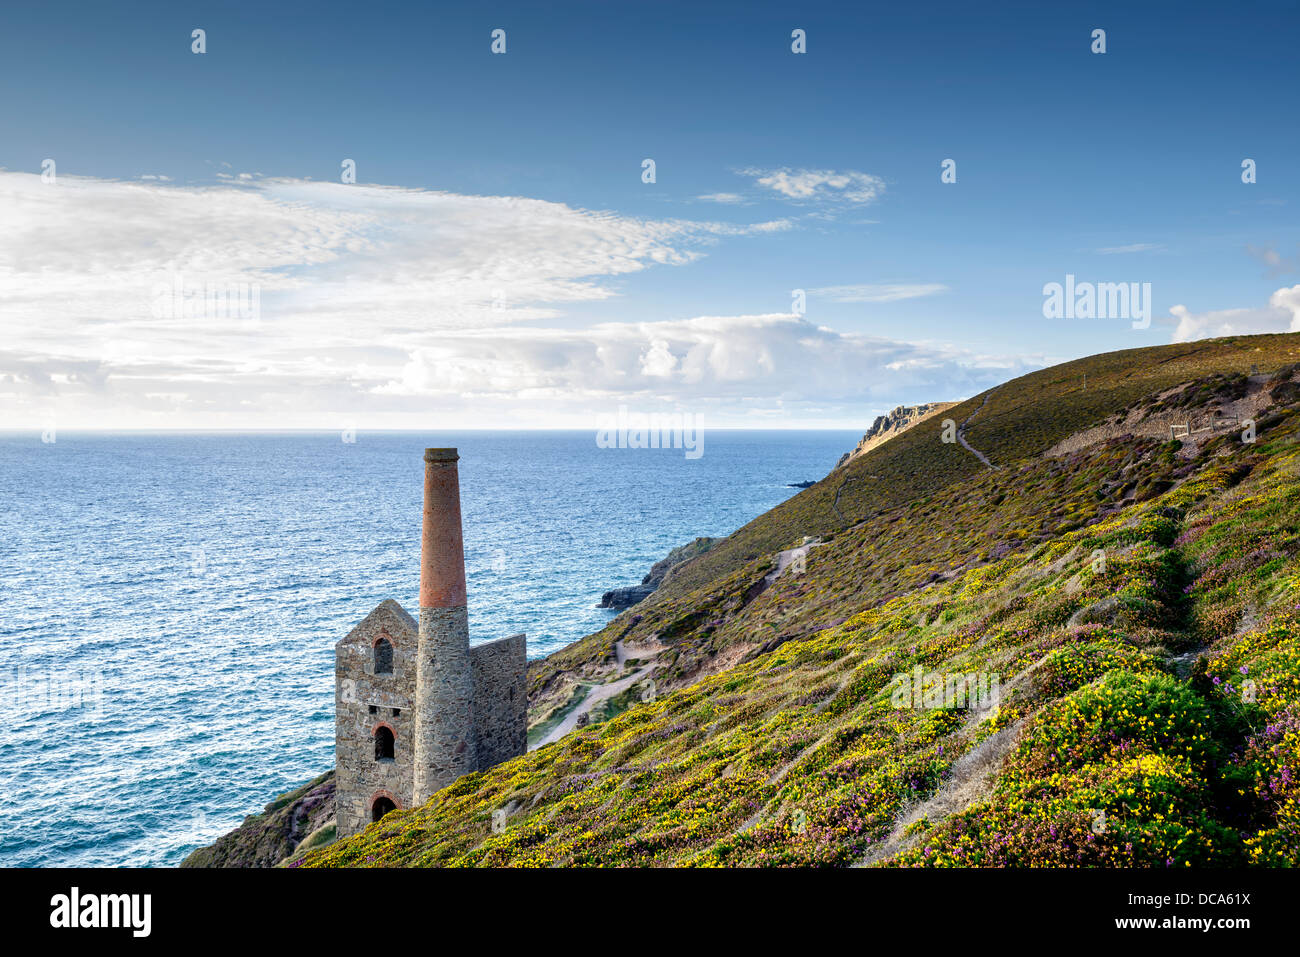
xmin=470 ymin=633 xmax=528 ymax=771
xmin=413 ymin=604 xmax=476 ymax=803
xmin=335 ymin=599 xmax=417 ymax=838
xmin=336 ymin=604 xmax=528 ymax=836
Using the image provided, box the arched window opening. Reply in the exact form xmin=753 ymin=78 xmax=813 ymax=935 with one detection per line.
xmin=374 ymin=725 xmax=395 ymax=761
xmin=374 ymin=637 xmax=393 ymax=675
xmin=372 ymin=796 xmax=396 ymax=823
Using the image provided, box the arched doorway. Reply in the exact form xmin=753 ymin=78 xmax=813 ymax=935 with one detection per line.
xmin=372 ymin=795 xmax=397 ymax=823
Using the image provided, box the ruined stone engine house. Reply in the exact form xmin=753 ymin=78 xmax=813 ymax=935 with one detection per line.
xmin=334 ymin=448 xmax=527 ymax=837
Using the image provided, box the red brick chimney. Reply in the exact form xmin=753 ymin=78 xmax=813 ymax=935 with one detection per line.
xmin=419 ymin=448 xmax=467 ymax=609
xmin=413 ymin=447 xmax=475 ymax=801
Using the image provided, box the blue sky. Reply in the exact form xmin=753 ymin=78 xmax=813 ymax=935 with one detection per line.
xmin=1 ymin=0 xmax=1297 ymax=429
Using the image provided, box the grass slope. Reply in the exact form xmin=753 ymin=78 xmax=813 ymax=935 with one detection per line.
xmin=305 ymin=334 xmax=1300 ymax=867
xmin=528 ymin=335 xmax=1300 ymax=699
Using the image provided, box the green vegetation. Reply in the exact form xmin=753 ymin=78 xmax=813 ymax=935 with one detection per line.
xmin=526 ymin=681 xmax=589 ymax=749
xmin=183 ymin=771 xmax=336 ymax=868
xmin=281 ymin=823 xmax=337 ymax=867
xmin=304 ymin=333 xmax=1300 ymax=868
xmin=529 ymin=334 xmax=1300 ymax=701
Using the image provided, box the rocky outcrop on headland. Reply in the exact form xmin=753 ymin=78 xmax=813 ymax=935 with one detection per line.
xmin=599 ymin=536 xmax=717 ymax=609
xmin=599 ymin=583 xmax=656 ymax=609
xmin=833 ymin=402 xmax=958 ymax=470
xmin=180 ymin=771 xmax=336 ymax=868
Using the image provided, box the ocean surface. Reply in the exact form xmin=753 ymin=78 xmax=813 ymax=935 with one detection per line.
xmin=0 ymin=430 xmax=855 ymax=867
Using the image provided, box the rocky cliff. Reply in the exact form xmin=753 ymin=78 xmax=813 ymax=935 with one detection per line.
xmin=598 ymin=536 xmax=717 ymax=609
xmin=180 ymin=771 xmax=336 ymax=868
xmin=833 ymin=401 xmax=957 ymax=470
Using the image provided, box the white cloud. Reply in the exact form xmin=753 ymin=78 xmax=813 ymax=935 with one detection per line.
xmin=737 ymin=167 xmax=885 ymax=205
xmin=1097 ymin=243 xmax=1164 ymax=255
xmin=1166 ymin=285 xmax=1300 ymax=343
xmin=811 ymin=283 xmax=948 ymax=303
xmin=698 ymin=217 xmax=793 ymax=235
xmin=639 ymin=338 xmax=678 ymax=377
xmin=0 ymin=171 xmax=1019 ymax=429
xmin=697 ymin=192 xmax=747 ymax=205
xmin=373 ymin=313 xmax=1033 ymax=413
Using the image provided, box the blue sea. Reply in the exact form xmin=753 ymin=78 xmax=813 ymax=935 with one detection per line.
xmin=0 ymin=430 xmax=855 ymax=867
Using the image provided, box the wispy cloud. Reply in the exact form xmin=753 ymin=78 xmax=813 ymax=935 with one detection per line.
xmin=1246 ymin=243 xmax=1300 ymax=279
xmin=1096 ymin=242 xmax=1164 ymax=255
xmin=737 ymin=167 xmax=885 ymax=205
xmin=0 ymin=171 xmax=788 ymax=333
xmin=0 ymin=171 xmax=1005 ymax=428
xmin=811 ymin=283 xmax=948 ymax=303
xmin=697 ymin=192 xmax=748 ymax=205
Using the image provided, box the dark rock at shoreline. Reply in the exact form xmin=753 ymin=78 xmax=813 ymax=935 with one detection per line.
xmin=787 ymin=480 xmax=816 ymax=488
xmin=599 ymin=583 xmax=656 ymax=609
xmin=598 ymin=536 xmax=717 ymax=610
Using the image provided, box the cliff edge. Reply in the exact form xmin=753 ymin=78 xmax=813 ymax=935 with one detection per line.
xmin=598 ymin=536 xmax=717 ymax=609
xmin=833 ymin=402 xmax=958 ymax=470
xmin=180 ymin=771 xmax=336 ymax=868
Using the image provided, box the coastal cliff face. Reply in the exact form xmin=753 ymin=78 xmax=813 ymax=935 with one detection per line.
xmin=833 ymin=402 xmax=958 ymax=470
xmin=181 ymin=771 xmax=336 ymax=868
xmin=598 ymin=536 xmax=717 ymax=609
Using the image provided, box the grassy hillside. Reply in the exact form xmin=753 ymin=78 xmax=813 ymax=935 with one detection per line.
xmin=304 ymin=333 xmax=1300 ymax=867
xmin=530 ymin=334 xmax=1300 ymax=700
xmin=662 ymin=334 xmax=1299 ymax=594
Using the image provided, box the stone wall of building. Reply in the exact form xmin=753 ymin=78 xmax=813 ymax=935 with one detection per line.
xmin=335 ymin=603 xmax=528 ymax=837
xmin=334 ymin=449 xmax=529 ymax=839
xmin=470 ymin=633 xmax=528 ymax=771
xmin=413 ymin=604 xmax=476 ymax=803
xmin=334 ymin=599 xmax=417 ymax=838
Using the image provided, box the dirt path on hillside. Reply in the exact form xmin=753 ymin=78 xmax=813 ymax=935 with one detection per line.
xmin=532 ymin=641 xmax=659 ymax=749
xmin=855 ymin=649 xmax=1059 ymax=866
xmin=958 ymin=392 xmax=999 ymax=470
xmin=764 ymin=538 xmax=821 ymax=587
xmin=831 ymin=477 xmax=849 ymax=527
xmin=854 ymin=717 xmax=1026 ymax=866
